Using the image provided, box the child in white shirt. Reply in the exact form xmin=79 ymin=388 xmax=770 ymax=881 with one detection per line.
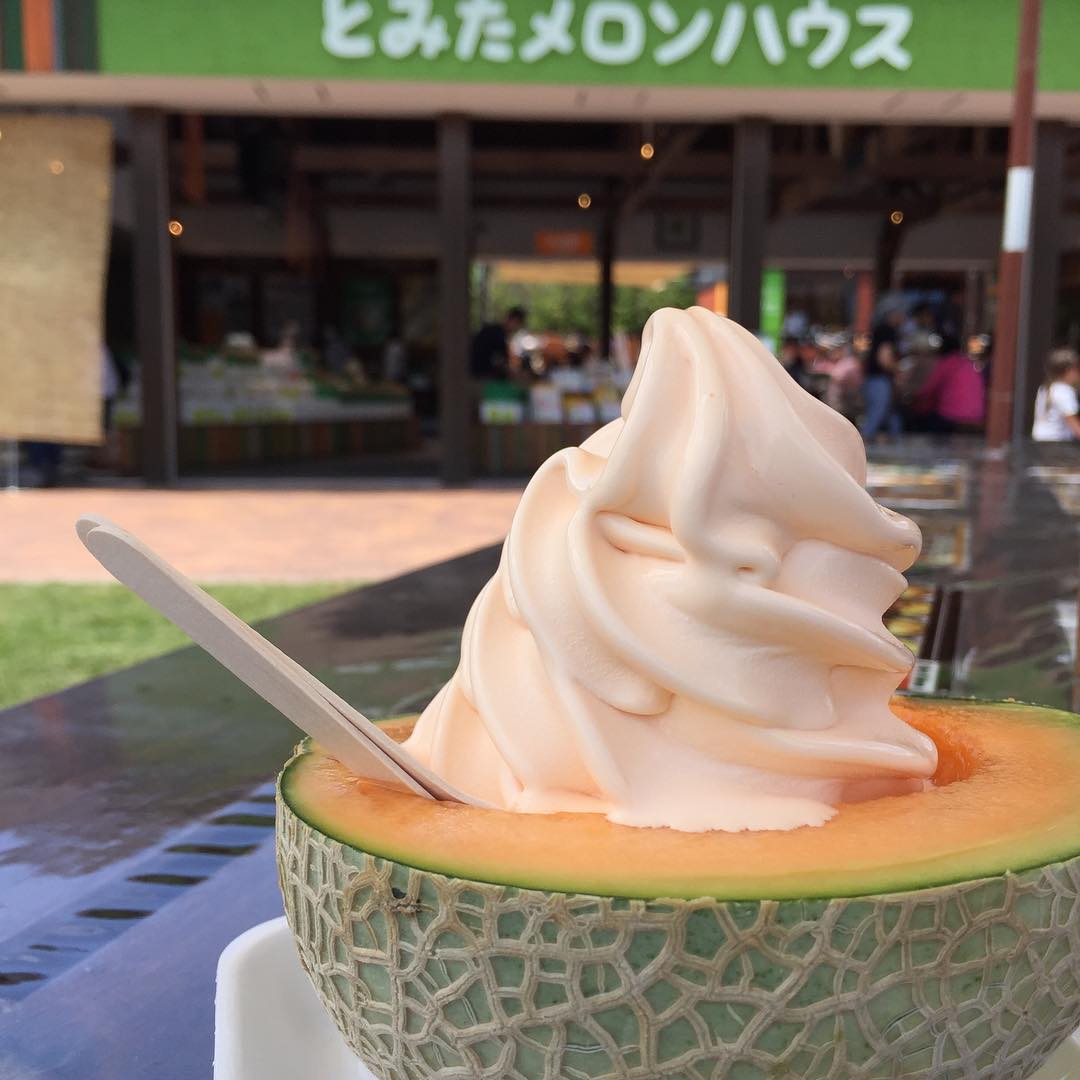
xmin=1033 ymin=349 xmax=1080 ymax=442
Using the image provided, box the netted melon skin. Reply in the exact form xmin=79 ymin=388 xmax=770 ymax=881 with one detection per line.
xmin=277 ymin=795 xmax=1080 ymax=1080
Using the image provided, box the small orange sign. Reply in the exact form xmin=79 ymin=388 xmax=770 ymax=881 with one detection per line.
xmin=534 ymin=230 xmax=594 ymax=257
xmin=696 ymin=283 xmax=729 ymax=317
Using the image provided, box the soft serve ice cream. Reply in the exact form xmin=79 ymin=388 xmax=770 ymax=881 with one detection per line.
xmin=406 ymin=307 xmax=938 ymax=831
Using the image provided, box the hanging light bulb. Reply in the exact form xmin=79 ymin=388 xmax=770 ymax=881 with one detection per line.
xmin=640 ymin=118 xmax=657 ymax=162
xmin=577 ymin=192 xmax=592 ymax=209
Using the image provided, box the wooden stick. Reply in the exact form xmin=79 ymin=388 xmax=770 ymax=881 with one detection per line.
xmin=75 ymin=515 xmax=489 ymax=806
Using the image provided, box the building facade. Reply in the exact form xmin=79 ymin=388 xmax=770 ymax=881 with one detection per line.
xmin=3 ymin=0 xmax=1079 ymax=479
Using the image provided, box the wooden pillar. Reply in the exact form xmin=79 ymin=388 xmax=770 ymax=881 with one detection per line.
xmin=132 ymin=107 xmax=178 ymax=486
xmin=963 ymin=267 xmax=984 ymax=341
xmin=874 ymin=214 xmax=906 ymax=296
xmin=180 ymin=114 xmax=207 ymax=204
xmin=987 ymin=0 xmax=1042 ymax=448
xmin=728 ymin=119 xmax=770 ymax=332
xmin=598 ymin=184 xmax=615 ymax=361
xmin=58 ymin=0 xmax=99 ymax=70
xmin=438 ymin=115 xmax=472 ymax=486
xmin=853 ymin=271 xmax=876 ymax=334
xmin=21 ymin=0 xmax=55 ymax=71
xmin=1015 ymin=121 xmax=1066 ymax=440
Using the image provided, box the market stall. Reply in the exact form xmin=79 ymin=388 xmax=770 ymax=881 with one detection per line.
xmin=112 ymin=345 xmax=418 ymax=473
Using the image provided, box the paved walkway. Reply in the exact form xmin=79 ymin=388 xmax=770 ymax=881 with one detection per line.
xmin=1 ymin=483 xmax=523 ymax=583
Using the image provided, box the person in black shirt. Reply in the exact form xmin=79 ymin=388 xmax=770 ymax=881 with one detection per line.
xmin=779 ymin=335 xmax=816 ymax=394
xmin=470 ymin=307 xmax=527 ymax=380
xmin=861 ymin=306 xmax=904 ymax=440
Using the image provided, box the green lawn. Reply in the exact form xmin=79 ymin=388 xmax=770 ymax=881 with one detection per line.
xmin=0 ymin=582 xmax=353 ymax=711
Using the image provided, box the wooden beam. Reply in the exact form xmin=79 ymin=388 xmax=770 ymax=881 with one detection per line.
xmin=728 ymin=119 xmax=770 ymax=333
xmin=619 ymin=125 xmax=706 ymax=219
xmin=777 ymin=172 xmax=837 ymax=217
xmin=437 ymin=115 xmax=472 ymax=486
xmin=598 ymin=182 xmax=615 ymax=360
xmin=294 ymin=145 xmax=434 ymax=173
xmin=180 ymin=115 xmax=207 ymax=204
xmin=170 ymin=141 xmax=238 ymax=170
xmin=176 ymin=138 xmax=1031 ymax=187
xmin=874 ymin=213 xmax=906 ymax=294
xmin=20 ymin=0 xmax=55 ymax=71
xmin=131 ymin=108 xmax=179 ymax=487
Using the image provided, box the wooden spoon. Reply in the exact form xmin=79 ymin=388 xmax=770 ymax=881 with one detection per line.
xmin=76 ymin=515 xmax=489 ymax=806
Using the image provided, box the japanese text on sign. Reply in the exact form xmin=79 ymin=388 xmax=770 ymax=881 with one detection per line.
xmin=323 ymin=1 xmax=914 ymax=71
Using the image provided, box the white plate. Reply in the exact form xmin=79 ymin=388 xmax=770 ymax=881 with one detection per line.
xmin=214 ymin=918 xmax=1080 ymax=1080
xmin=214 ymin=918 xmax=375 ymax=1080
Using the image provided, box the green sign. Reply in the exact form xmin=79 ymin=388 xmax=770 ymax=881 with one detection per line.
xmin=760 ymin=268 xmax=786 ymax=345
xmin=96 ymin=0 xmax=1080 ymax=92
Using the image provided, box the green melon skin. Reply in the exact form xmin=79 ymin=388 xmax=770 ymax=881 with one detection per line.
xmin=277 ymin=787 xmax=1080 ymax=1080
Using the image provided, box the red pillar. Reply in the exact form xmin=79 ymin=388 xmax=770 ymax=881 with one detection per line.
xmin=986 ymin=0 xmax=1043 ymax=449
xmin=853 ymin=272 xmax=875 ymax=335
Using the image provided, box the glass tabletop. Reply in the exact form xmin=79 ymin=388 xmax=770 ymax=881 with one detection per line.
xmin=2 ymin=443 xmax=1079 ymax=1078
xmin=0 ymin=544 xmax=500 ymax=1079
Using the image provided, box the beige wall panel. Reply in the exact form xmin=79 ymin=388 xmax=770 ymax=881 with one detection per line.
xmin=0 ymin=115 xmax=112 ymax=443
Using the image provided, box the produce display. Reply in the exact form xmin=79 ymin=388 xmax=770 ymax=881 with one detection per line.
xmin=114 ymin=348 xmax=412 ymax=428
xmin=480 ymin=367 xmax=631 ymax=427
xmin=276 ymin=308 xmax=1080 ymax=1078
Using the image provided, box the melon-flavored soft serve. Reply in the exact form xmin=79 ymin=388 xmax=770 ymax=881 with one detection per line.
xmin=406 ymin=307 xmax=937 ymax=831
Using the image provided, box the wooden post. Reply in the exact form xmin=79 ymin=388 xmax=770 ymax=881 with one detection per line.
xmin=1014 ymin=121 xmax=1065 ymax=441
xmin=180 ymin=114 xmax=207 ymax=205
xmin=986 ymin=0 xmax=1043 ymax=449
xmin=20 ymin=0 xmax=55 ymax=71
xmin=132 ymin=107 xmax=179 ymax=486
xmin=963 ymin=267 xmax=983 ymax=342
xmin=438 ymin=115 xmax=472 ymax=486
xmin=873 ymin=214 xmax=906 ymax=296
xmin=598 ymin=183 xmax=615 ymax=361
xmin=854 ymin=271 xmax=875 ymax=335
xmin=728 ymin=119 xmax=770 ymax=333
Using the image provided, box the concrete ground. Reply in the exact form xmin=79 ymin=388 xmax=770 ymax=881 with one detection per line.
xmin=1 ymin=481 xmax=523 ymax=583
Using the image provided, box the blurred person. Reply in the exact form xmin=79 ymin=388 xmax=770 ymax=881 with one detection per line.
xmin=903 ymin=301 xmax=938 ymax=351
xmin=940 ymin=288 xmax=965 ymax=343
xmin=95 ymin=343 xmax=125 ymax=470
xmin=470 ymin=306 xmax=526 ymax=380
xmin=778 ymin=335 xmax=800 ymax=371
xmin=825 ymin=341 xmax=864 ymax=421
xmin=861 ymin=305 xmax=905 ymax=441
xmin=782 ymin=309 xmax=810 ymax=339
xmin=778 ymin=336 xmax=814 ymax=393
xmin=26 ymin=439 xmax=61 ymax=487
xmin=567 ymin=335 xmax=592 ymax=370
xmin=381 ymin=338 xmax=408 ymax=383
xmin=1032 ymin=349 xmax=1080 ymax=442
xmin=911 ymin=335 xmax=985 ymax=433
xmin=28 ymin=343 xmax=122 ymax=484
xmin=898 ymin=301 xmax=941 ymax=402
xmin=323 ymin=326 xmax=350 ymax=373
xmin=262 ymin=320 xmax=301 ymax=371
xmin=799 ymin=338 xmax=823 ymax=372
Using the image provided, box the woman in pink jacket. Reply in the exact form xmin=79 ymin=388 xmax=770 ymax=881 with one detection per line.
xmin=912 ymin=336 xmax=986 ymax=433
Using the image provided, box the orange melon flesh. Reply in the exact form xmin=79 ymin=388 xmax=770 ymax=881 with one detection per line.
xmin=281 ymin=697 xmax=1080 ymax=900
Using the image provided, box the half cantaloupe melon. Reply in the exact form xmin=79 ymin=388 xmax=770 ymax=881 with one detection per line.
xmin=276 ymin=697 xmax=1080 ymax=1079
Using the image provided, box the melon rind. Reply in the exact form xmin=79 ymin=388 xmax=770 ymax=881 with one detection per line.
xmin=277 ymin=789 xmax=1080 ymax=1080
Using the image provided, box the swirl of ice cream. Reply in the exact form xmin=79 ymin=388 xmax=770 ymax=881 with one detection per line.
xmin=405 ymin=307 xmax=938 ymax=831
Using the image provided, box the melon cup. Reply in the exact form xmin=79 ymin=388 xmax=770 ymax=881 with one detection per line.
xmin=276 ymin=697 xmax=1080 ymax=1080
